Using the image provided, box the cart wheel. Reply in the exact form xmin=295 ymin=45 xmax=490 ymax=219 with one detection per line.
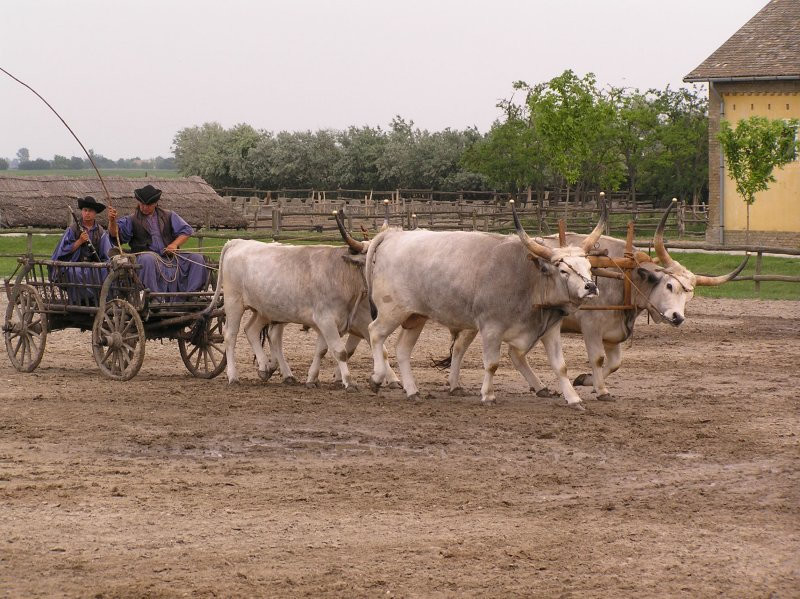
xmin=179 ymin=313 xmax=227 ymax=378
xmin=4 ymin=283 xmax=47 ymax=372
xmin=92 ymin=299 xmax=145 ymax=381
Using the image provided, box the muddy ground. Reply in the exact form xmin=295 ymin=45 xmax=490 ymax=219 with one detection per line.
xmin=0 ymin=296 xmax=798 ymax=598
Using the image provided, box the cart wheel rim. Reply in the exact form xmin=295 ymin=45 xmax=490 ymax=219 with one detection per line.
xmin=92 ymin=299 xmax=145 ymax=381
xmin=4 ymin=283 xmax=47 ymax=372
xmin=178 ymin=313 xmax=227 ymax=379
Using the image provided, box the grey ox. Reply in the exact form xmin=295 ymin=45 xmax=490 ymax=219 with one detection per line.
xmin=206 ymin=238 xmax=399 ymax=389
xmin=364 ymin=201 xmax=607 ymax=409
xmin=442 ymin=202 xmax=748 ymax=401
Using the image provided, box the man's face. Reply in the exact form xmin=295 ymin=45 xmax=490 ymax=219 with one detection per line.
xmin=138 ymin=201 xmax=156 ymax=216
xmin=81 ymin=207 xmax=97 ymax=224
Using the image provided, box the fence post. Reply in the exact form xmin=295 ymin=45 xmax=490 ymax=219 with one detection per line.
xmin=755 ymin=251 xmax=763 ymax=293
xmin=678 ymin=199 xmax=686 ymax=237
xmin=272 ymin=205 xmax=281 ymax=237
xmin=26 ymin=228 xmax=33 ymax=256
xmin=472 ymin=209 xmax=477 ymax=231
xmin=253 ymin=204 xmax=261 ymax=229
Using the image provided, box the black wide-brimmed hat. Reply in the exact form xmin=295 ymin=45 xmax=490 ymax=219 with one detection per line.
xmin=77 ymin=196 xmax=106 ymax=213
xmin=133 ymin=184 xmax=162 ymax=205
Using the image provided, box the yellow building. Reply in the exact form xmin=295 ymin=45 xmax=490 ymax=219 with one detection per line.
xmin=684 ymin=0 xmax=799 ymax=246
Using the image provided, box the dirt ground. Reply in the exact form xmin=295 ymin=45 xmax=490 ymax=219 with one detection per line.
xmin=0 ymin=295 xmax=798 ymax=598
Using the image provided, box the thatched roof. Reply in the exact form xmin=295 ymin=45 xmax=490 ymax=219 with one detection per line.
xmin=0 ymin=175 xmax=247 ymax=229
xmin=684 ymin=0 xmax=800 ymax=82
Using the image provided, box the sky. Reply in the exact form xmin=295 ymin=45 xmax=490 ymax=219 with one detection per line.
xmin=1 ymin=0 xmax=769 ymax=161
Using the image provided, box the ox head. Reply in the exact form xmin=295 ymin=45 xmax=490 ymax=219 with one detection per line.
xmin=635 ymin=200 xmax=748 ymax=326
xmin=511 ymin=200 xmax=606 ymax=302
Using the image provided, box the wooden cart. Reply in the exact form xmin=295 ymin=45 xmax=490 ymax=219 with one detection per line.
xmin=2 ymin=254 xmax=226 ymax=381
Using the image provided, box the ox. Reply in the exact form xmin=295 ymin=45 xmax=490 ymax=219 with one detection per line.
xmin=206 ymin=238 xmax=399 ymax=389
xmin=442 ymin=201 xmax=748 ymax=400
xmin=365 ymin=201 xmax=607 ymax=409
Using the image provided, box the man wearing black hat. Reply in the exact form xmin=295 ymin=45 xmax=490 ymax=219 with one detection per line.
xmin=50 ymin=196 xmax=113 ymax=304
xmin=52 ymin=196 xmax=112 ymax=262
xmin=107 ymin=185 xmax=208 ymax=293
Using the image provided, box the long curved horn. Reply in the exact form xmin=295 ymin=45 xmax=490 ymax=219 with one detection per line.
xmin=511 ymin=200 xmax=554 ymax=260
xmin=653 ymin=198 xmax=678 ymax=267
xmin=695 ymin=253 xmax=750 ymax=286
xmin=334 ymin=209 xmax=364 ymax=253
xmin=581 ymin=192 xmax=608 ymax=253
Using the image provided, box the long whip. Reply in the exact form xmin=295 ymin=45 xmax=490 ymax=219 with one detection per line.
xmin=0 ymin=66 xmax=123 ymax=251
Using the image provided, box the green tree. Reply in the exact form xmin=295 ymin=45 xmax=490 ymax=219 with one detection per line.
xmin=16 ymin=147 xmax=29 ymax=162
xmin=0 ymin=157 xmax=8 ymax=170
xmin=718 ymin=116 xmax=799 ymax=242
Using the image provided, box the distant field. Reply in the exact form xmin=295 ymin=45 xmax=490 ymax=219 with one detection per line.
xmin=0 ymin=232 xmax=797 ymax=300
xmin=2 ymin=169 xmax=180 ymax=178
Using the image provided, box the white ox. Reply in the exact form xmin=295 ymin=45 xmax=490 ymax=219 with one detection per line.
xmin=206 ymin=239 xmax=399 ymax=389
xmin=365 ymin=202 xmax=607 ymax=409
xmin=441 ymin=202 xmax=748 ymax=400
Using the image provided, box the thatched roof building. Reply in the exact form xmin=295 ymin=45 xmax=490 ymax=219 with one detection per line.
xmin=0 ymin=175 xmax=247 ymax=229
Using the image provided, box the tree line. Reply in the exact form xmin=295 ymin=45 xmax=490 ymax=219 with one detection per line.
xmin=0 ymin=147 xmax=175 ymax=171
xmin=172 ymin=70 xmax=710 ymax=205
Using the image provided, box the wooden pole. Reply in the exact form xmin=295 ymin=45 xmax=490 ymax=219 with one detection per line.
xmin=755 ymin=251 xmax=763 ymax=293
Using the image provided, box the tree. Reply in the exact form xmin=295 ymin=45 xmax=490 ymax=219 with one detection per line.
xmin=16 ymin=147 xmax=29 ymax=162
xmin=0 ymin=157 xmax=8 ymax=170
xmin=718 ymin=116 xmax=799 ymax=242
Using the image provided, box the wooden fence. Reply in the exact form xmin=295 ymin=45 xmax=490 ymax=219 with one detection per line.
xmin=216 ymin=189 xmax=709 ymax=240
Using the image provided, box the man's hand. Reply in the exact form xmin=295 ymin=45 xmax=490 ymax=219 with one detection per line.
xmin=163 ymin=243 xmax=179 ymax=257
xmin=78 ymin=231 xmax=89 ymax=246
xmin=107 ymin=207 xmax=117 ymax=221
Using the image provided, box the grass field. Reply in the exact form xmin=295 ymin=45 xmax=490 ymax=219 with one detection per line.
xmin=3 ymin=169 xmax=180 ymax=179
xmin=1 ymin=233 xmax=797 ymax=300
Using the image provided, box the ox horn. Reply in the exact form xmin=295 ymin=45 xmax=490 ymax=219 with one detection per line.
xmin=511 ymin=200 xmax=554 ymax=260
xmin=581 ymin=192 xmax=608 ymax=253
xmin=334 ymin=209 xmax=364 ymax=254
xmin=653 ymin=198 xmax=678 ymax=268
xmin=695 ymin=253 xmax=750 ymax=286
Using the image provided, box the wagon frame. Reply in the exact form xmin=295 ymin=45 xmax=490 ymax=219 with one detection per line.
xmin=2 ymin=254 xmax=226 ymax=380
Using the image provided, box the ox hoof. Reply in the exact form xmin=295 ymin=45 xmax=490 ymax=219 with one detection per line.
xmin=345 ymin=384 xmax=359 ymax=394
xmin=596 ymin=393 xmax=615 ymax=402
xmin=387 ymin=381 xmax=403 ymax=390
xmin=368 ymin=378 xmax=381 ymax=393
xmin=534 ymin=387 xmax=557 ymax=398
xmin=573 ymin=373 xmax=590 ymax=386
xmin=305 ymin=381 xmax=319 ymax=389
xmin=227 ymin=378 xmax=240 ymax=386
xmin=566 ymin=401 xmax=586 ymax=412
xmin=407 ymin=392 xmax=422 ymax=402
xmin=282 ymin=376 xmax=298 ymax=386
xmin=258 ymin=368 xmax=275 ymax=381
xmin=481 ymin=397 xmax=497 ymax=405
xmin=449 ymin=387 xmax=466 ymax=397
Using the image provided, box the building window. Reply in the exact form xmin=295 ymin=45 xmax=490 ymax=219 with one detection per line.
xmin=779 ymin=121 xmax=799 ymax=162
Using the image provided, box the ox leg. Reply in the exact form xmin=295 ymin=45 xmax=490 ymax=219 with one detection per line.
xmin=243 ymin=314 xmax=273 ymax=381
xmin=478 ymin=330 xmax=503 ymax=404
xmin=368 ymin=315 xmax=404 ymax=392
xmin=332 ymin=334 xmax=363 ymax=383
xmin=266 ymin=323 xmax=295 ymax=384
xmin=580 ymin=333 xmax=611 ymax=399
xmin=306 ymin=333 xmax=329 ymax=388
xmin=448 ymin=329 xmax=477 ymax=395
xmin=540 ymin=326 xmax=584 ymax=410
xmin=507 ymin=344 xmax=556 ymax=398
xmin=317 ymin=319 xmax=356 ymax=392
xmin=396 ymin=323 xmax=425 ymax=400
xmin=596 ymin=342 xmax=623 ymax=401
xmin=223 ymin=299 xmax=245 ymax=384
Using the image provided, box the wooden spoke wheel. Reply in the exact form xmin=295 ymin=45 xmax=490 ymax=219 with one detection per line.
xmin=92 ymin=299 xmax=145 ymax=381
xmin=3 ymin=284 xmax=48 ymax=372
xmin=179 ymin=313 xmax=227 ymax=378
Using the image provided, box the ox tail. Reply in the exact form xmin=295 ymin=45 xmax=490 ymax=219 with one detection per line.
xmin=431 ymin=334 xmax=456 ymax=370
xmin=202 ymin=239 xmax=234 ymax=317
xmin=365 ymin=230 xmax=389 ymax=320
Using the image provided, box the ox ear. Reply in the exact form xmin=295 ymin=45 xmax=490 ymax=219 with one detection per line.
xmin=636 ymin=267 xmax=659 ymax=284
xmin=531 ymin=256 xmax=556 ymax=276
xmin=342 ymin=254 xmax=366 ymax=267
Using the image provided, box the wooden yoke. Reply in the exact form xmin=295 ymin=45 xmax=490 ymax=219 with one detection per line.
xmin=583 ymin=221 xmax=651 ymax=311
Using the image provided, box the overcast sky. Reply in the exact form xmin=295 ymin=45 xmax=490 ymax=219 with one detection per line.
xmin=1 ymin=0 xmax=768 ymax=161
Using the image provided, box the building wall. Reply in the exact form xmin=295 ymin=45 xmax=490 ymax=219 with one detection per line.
xmin=707 ymin=80 xmax=800 ymax=246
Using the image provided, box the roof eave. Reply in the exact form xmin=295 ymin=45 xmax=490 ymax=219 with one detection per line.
xmin=684 ymin=74 xmax=800 ymax=83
